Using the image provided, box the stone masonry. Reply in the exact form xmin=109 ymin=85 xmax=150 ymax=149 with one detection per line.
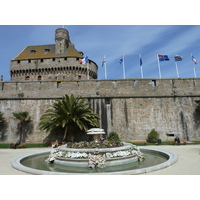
xmin=0 ymin=78 xmax=200 ymax=143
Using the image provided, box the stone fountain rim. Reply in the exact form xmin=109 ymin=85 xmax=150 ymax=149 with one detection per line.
xmin=11 ymin=146 xmax=178 ymax=175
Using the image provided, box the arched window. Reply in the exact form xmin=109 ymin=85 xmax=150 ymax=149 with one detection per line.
xmin=38 ymin=75 xmax=42 ymax=80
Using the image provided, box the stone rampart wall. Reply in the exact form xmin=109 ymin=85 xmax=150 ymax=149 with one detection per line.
xmin=1 ymin=78 xmax=200 ymax=99
xmin=0 ymin=78 xmax=200 ymax=143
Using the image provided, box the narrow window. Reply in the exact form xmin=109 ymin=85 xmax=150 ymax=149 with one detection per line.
xmin=28 ymin=59 xmax=31 ymax=63
xmin=25 ymin=76 xmax=30 ymax=80
xmin=41 ymin=59 xmax=43 ymax=62
xmin=64 ymin=57 xmax=67 ymax=61
xmin=52 ymin=58 xmax=55 ymax=61
xmin=152 ymin=80 xmax=156 ymax=87
xmin=172 ymin=80 xmax=175 ymax=88
xmin=78 ymin=75 xmax=81 ymax=80
xmin=134 ymin=80 xmax=137 ymax=88
xmin=57 ymin=81 xmax=61 ymax=88
xmin=193 ymin=79 xmax=196 ymax=87
xmin=17 ymin=60 xmax=20 ymax=64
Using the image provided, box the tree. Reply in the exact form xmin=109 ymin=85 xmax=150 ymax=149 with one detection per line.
xmin=12 ymin=111 xmax=32 ymax=142
xmin=0 ymin=112 xmax=5 ymax=124
xmin=39 ymin=94 xmax=100 ymax=142
xmin=147 ymin=129 xmax=159 ymax=143
xmin=0 ymin=112 xmax=7 ymax=141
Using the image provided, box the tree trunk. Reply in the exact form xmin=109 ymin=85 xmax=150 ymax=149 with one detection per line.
xmin=65 ymin=131 xmax=74 ymax=143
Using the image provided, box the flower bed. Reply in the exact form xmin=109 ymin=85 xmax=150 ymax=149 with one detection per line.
xmin=67 ymin=140 xmax=123 ymax=149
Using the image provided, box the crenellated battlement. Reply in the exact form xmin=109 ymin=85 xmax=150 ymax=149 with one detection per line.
xmin=1 ymin=78 xmax=200 ymax=99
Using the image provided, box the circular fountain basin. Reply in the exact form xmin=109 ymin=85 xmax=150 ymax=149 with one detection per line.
xmin=54 ymin=143 xmax=139 ymax=167
xmin=11 ymin=146 xmax=178 ymax=175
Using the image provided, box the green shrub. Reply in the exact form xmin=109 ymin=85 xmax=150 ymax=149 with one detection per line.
xmin=147 ymin=129 xmax=159 ymax=143
xmin=107 ymin=132 xmax=120 ymax=141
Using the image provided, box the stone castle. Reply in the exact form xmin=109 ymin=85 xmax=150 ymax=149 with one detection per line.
xmin=10 ymin=28 xmax=98 ymax=81
xmin=0 ymin=27 xmax=200 ymax=143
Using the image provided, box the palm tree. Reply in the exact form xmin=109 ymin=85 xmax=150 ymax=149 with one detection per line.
xmin=12 ymin=111 xmax=32 ymax=142
xmin=39 ymin=94 xmax=100 ymax=142
xmin=0 ymin=112 xmax=5 ymax=124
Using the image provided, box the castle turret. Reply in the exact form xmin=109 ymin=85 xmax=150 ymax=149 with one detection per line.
xmin=55 ymin=28 xmax=70 ymax=55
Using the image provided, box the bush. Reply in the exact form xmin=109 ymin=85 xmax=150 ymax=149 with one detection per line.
xmin=107 ymin=132 xmax=120 ymax=141
xmin=147 ymin=129 xmax=159 ymax=143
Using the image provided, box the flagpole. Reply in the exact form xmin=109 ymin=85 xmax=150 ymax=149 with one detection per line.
xmin=193 ymin=63 xmax=197 ymax=78
xmin=175 ymin=61 xmax=180 ymax=78
xmin=87 ymin=62 xmax=89 ymax=80
xmin=157 ymin=54 xmax=162 ymax=79
xmin=122 ymin=54 xmax=126 ymax=79
xmin=140 ymin=54 xmax=144 ymax=79
xmin=104 ymin=55 xmax=107 ymax=79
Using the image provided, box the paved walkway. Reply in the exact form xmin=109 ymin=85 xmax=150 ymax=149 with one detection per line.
xmin=0 ymin=145 xmax=200 ymax=175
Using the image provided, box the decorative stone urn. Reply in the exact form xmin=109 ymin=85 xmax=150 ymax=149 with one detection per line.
xmin=87 ymin=128 xmax=105 ymax=143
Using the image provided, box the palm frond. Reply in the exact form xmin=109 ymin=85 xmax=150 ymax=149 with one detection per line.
xmin=39 ymin=94 xmax=100 ymax=141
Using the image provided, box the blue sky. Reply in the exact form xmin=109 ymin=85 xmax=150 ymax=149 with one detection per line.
xmin=1 ymin=25 xmax=200 ymax=81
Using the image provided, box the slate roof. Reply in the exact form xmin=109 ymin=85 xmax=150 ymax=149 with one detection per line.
xmin=12 ymin=43 xmax=83 ymax=60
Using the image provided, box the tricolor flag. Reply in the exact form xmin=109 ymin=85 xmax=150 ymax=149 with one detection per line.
xmin=80 ymin=56 xmax=89 ymax=64
xmin=119 ymin=55 xmax=124 ymax=64
xmin=191 ymin=54 xmax=197 ymax=64
xmin=158 ymin=54 xmax=170 ymax=62
xmin=174 ymin=54 xmax=183 ymax=62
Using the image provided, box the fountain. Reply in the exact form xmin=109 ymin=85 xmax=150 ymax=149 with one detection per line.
xmin=44 ymin=128 xmax=145 ymax=169
xmin=87 ymin=128 xmax=105 ymax=143
xmin=11 ymin=128 xmax=178 ymax=174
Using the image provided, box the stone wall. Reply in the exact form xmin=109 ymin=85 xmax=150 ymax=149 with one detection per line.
xmin=0 ymin=78 xmax=200 ymax=143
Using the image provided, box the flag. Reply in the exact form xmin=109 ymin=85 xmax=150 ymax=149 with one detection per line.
xmin=80 ymin=56 xmax=89 ymax=64
xmin=102 ymin=56 xmax=106 ymax=67
xmin=191 ymin=54 xmax=197 ymax=64
xmin=174 ymin=54 xmax=183 ymax=61
xmin=140 ymin=55 xmax=143 ymax=66
xmin=140 ymin=54 xmax=144 ymax=79
xmin=119 ymin=55 xmax=124 ymax=64
xmin=158 ymin=54 xmax=170 ymax=61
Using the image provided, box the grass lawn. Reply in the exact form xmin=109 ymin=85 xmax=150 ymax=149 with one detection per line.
xmin=0 ymin=143 xmax=50 ymax=148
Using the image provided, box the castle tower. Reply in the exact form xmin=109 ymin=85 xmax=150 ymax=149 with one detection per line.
xmin=55 ymin=28 xmax=70 ymax=55
xmin=10 ymin=28 xmax=98 ymax=81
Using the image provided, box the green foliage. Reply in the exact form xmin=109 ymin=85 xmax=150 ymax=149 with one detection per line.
xmin=147 ymin=129 xmax=159 ymax=143
xmin=107 ymin=132 xmax=120 ymax=141
xmin=0 ymin=112 xmax=5 ymax=124
xmin=12 ymin=111 xmax=31 ymax=123
xmin=0 ymin=143 xmax=50 ymax=148
xmin=39 ymin=94 xmax=100 ymax=142
xmin=12 ymin=111 xmax=32 ymax=142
